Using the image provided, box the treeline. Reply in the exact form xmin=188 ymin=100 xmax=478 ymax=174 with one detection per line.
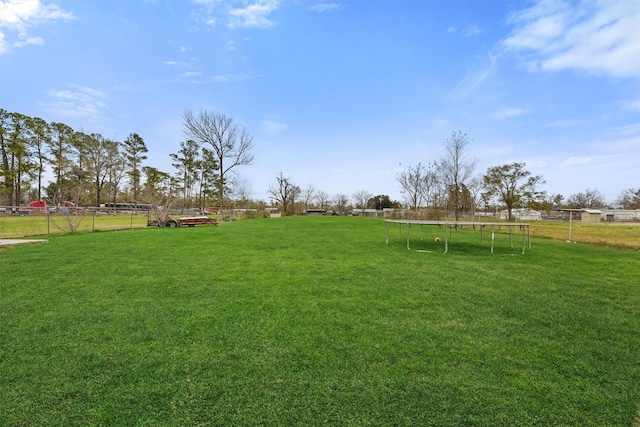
xmin=0 ymin=109 xmax=232 ymax=210
xmin=0 ymin=109 xmax=154 ymax=207
xmin=2 ymin=109 xmax=638 ymax=215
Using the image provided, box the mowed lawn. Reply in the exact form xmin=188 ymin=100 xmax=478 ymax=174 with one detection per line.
xmin=1 ymin=217 xmax=639 ymax=426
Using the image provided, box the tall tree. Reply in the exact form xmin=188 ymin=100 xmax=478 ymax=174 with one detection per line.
xmin=84 ymin=133 xmax=119 ymax=207
xmin=482 ymin=162 xmax=544 ymax=222
xmin=182 ymin=109 xmax=254 ymax=214
xmin=196 ymin=147 xmax=218 ymax=210
xmin=0 ymin=109 xmax=13 ymax=205
xmin=106 ymin=149 xmax=127 ymax=210
xmin=5 ymin=112 xmax=34 ymax=205
xmin=437 ymin=132 xmax=477 ymax=221
xmin=267 ymin=172 xmax=299 ymax=216
xmin=26 ymin=116 xmax=50 ymax=205
xmin=142 ymin=166 xmax=170 ymax=202
xmin=48 ymin=122 xmax=75 ymax=205
xmin=170 ymin=139 xmax=201 ymax=209
xmin=122 ymin=132 xmax=148 ymax=206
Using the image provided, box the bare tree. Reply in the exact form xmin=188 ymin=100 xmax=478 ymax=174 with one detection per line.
xmin=566 ymin=189 xmax=607 ymax=209
xmin=315 ymin=190 xmax=330 ymax=211
xmin=231 ymin=177 xmax=253 ymax=212
xmin=352 ymin=190 xmax=373 ymax=213
xmin=333 ymin=193 xmax=349 ymax=215
xmin=397 ymin=162 xmax=438 ymax=210
xmin=182 ymin=109 xmax=254 ymax=215
xmin=466 ymin=176 xmax=483 ymax=221
xmin=437 ymin=131 xmax=477 ymax=221
xmin=301 ymin=184 xmax=316 ymax=214
xmin=616 ymin=187 xmax=640 ymax=209
xmin=267 ymin=172 xmax=299 ymax=216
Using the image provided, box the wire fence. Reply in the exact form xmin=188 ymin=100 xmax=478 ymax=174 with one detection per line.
xmin=0 ymin=206 xmax=150 ymax=239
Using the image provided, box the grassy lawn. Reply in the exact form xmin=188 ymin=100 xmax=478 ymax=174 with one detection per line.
xmin=1 ymin=216 xmax=639 ymax=425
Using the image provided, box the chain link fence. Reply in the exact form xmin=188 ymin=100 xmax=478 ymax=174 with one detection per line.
xmin=0 ymin=206 xmax=150 ymax=239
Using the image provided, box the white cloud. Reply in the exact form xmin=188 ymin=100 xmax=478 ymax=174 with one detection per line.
xmin=489 ymin=107 xmax=527 ymax=120
xmin=0 ymin=0 xmax=74 ymax=54
xmin=310 ymin=3 xmax=340 ymax=13
xmin=228 ymin=1 xmax=280 ymax=28
xmin=41 ymin=85 xmax=108 ymax=119
xmin=447 ymin=26 xmax=456 ymax=33
xmin=503 ymin=0 xmax=640 ymax=79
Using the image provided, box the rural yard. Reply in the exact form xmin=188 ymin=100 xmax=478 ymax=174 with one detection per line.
xmin=1 ymin=216 xmax=639 ymax=425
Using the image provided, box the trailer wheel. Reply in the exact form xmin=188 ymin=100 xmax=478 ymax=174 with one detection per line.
xmin=167 ymin=220 xmax=178 ymax=227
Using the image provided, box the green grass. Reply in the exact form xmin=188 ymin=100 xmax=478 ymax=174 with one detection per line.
xmin=1 ymin=217 xmax=639 ymax=426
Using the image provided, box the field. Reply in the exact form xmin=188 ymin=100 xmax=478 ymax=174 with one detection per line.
xmin=1 ymin=212 xmax=639 ymax=251
xmin=1 ymin=216 xmax=639 ymax=425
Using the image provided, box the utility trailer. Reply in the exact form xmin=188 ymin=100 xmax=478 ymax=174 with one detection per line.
xmin=148 ymin=216 xmax=218 ymax=227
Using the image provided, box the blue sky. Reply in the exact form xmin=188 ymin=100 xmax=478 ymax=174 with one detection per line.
xmin=1 ymin=0 xmax=639 ymax=205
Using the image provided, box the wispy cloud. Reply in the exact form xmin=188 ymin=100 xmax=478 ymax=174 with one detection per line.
xmin=619 ymin=96 xmax=640 ymax=111
xmin=190 ymin=0 xmax=281 ymax=29
xmin=228 ymin=1 xmax=281 ymax=29
xmin=41 ymin=85 xmax=108 ymax=119
xmin=560 ymin=156 xmax=592 ymax=166
xmin=450 ymin=51 xmax=499 ymax=98
xmin=447 ymin=23 xmax=482 ymax=37
xmin=310 ymin=3 xmax=341 ymax=13
xmin=0 ymin=0 xmax=75 ymax=54
xmin=260 ymin=120 xmax=287 ymax=133
xmin=502 ymin=0 xmax=640 ymax=79
xmin=607 ymin=122 xmax=640 ymax=137
xmin=489 ymin=107 xmax=526 ymax=120
xmin=462 ymin=24 xmax=482 ymax=37
xmin=547 ymin=119 xmax=582 ymax=128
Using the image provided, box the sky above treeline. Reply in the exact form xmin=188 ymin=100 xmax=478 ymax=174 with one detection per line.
xmin=1 ymin=0 xmax=639 ymax=204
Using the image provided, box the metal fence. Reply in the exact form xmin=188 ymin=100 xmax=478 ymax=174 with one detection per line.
xmin=0 ymin=206 xmax=150 ymax=239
